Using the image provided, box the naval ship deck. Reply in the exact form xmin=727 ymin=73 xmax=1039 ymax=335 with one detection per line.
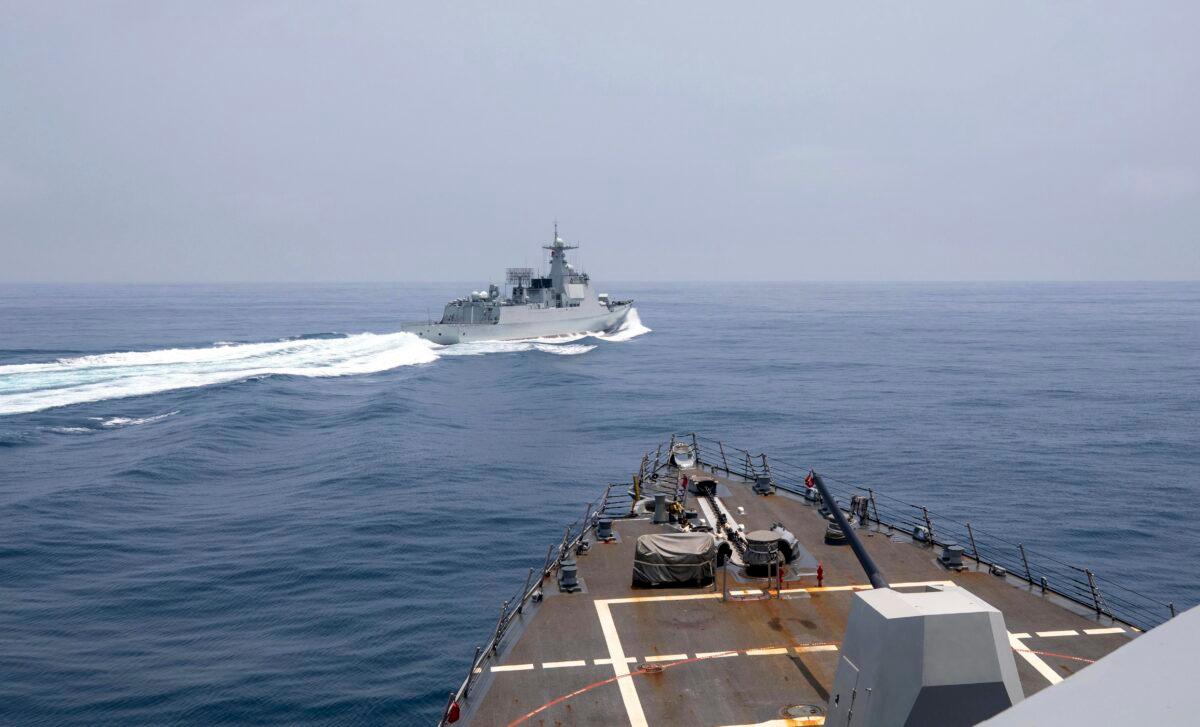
xmin=440 ymin=436 xmax=1170 ymax=726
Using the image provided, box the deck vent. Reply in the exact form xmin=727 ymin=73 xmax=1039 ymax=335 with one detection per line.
xmin=753 ymin=475 xmax=775 ymax=495
xmin=596 ymin=518 xmax=614 ymax=541
xmin=652 ymin=494 xmax=668 ymax=524
xmin=558 ymin=555 xmax=581 ymax=593
xmin=940 ymin=543 xmax=965 ymax=570
xmin=990 ymin=564 xmax=1008 ymax=577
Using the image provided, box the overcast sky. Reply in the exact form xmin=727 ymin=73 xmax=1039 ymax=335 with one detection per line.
xmin=1 ymin=3 xmax=1197 ymax=282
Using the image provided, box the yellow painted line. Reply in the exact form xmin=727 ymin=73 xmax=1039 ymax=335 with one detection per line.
xmin=542 ymin=660 xmax=587 ymax=669
xmin=696 ymin=650 xmax=738 ymax=659
xmin=1008 ymin=632 xmax=1063 ymax=685
xmin=779 ymin=580 xmax=955 ymax=596
xmin=795 ymin=644 xmax=839 ymax=653
xmin=745 ymin=647 xmax=790 ymax=656
xmin=643 ymin=653 xmax=688 ymax=662
xmin=490 ymin=664 xmax=535 ymax=672
xmin=719 ymin=717 xmax=825 ymax=726
xmin=730 ymin=589 xmax=763 ymax=596
xmin=594 ymin=600 xmax=648 ymax=727
xmin=1008 ymin=632 xmax=1031 ymax=639
xmin=1084 ymin=627 xmax=1126 ymax=635
xmin=1036 ymin=630 xmax=1079 ymax=638
xmin=593 ymin=656 xmax=638 ymax=665
xmin=602 ymin=592 xmax=722 ymax=606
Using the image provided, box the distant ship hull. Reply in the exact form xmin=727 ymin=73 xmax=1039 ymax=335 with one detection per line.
xmin=406 ymin=302 xmax=632 ymax=345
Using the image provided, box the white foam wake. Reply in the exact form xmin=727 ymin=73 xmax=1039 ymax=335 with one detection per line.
xmin=0 ymin=332 xmax=441 ymax=416
xmin=0 ymin=307 xmax=650 ymax=415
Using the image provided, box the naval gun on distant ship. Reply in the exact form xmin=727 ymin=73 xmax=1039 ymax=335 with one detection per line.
xmin=404 ymin=226 xmax=633 ymax=344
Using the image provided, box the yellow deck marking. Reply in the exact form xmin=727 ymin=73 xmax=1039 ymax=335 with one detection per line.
xmin=696 ymin=650 xmax=738 ymax=659
xmin=602 ymin=592 xmax=722 ymax=606
xmin=719 ymin=718 xmax=825 ymax=726
xmin=779 ymin=580 xmax=955 ymax=596
xmin=490 ymin=664 xmax=535 ymax=672
xmin=1084 ymin=627 xmax=1126 ymax=635
xmin=1036 ymin=629 xmax=1079 ymax=637
xmin=594 ymin=600 xmax=648 ymax=727
xmin=730 ymin=589 xmax=763 ymax=596
xmin=643 ymin=653 xmax=688 ymax=662
xmin=795 ymin=644 xmax=839 ymax=653
xmin=1008 ymin=632 xmax=1063 ymax=685
xmin=745 ymin=647 xmax=790 ymax=656
xmin=542 ymin=660 xmax=587 ymax=669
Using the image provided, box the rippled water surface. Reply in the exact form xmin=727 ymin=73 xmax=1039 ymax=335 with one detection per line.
xmin=2 ymin=282 xmax=1197 ymax=724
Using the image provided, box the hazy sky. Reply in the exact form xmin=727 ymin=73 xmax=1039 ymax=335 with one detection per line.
xmin=1 ymin=3 xmax=1197 ymax=282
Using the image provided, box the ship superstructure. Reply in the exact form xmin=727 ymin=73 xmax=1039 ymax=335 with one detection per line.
xmin=405 ymin=227 xmax=632 ymax=344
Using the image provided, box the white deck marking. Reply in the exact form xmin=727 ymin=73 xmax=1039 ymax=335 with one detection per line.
xmin=542 ymin=660 xmax=587 ymax=669
xmin=730 ymin=589 xmax=763 ymax=596
xmin=1035 ymin=629 xmax=1079 ymax=637
xmin=1008 ymin=632 xmax=1063 ymax=685
xmin=594 ymin=600 xmax=649 ymax=727
xmin=696 ymin=650 xmax=738 ymax=659
xmin=1008 ymin=632 xmax=1031 ymax=639
xmin=490 ymin=664 xmax=535 ymax=672
xmin=593 ymin=656 xmax=638 ymax=665
xmin=1084 ymin=627 xmax=1126 ymax=635
xmin=602 ymin=592 xmax=721 ymax=605
xmin=745 ymin=647 xmax=790 ymax=656
xmin=643 ymin=653 xmax=688 ymax=662
xmin=795 ymin=644 xmax=839 ymax=653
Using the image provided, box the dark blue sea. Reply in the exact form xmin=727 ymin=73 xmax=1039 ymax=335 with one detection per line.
xmin=2 ymin=282 xmax=1198 ymax=725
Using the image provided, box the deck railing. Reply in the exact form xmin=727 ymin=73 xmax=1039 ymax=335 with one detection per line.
xmin=681 ymin=433 xmax=1177 ymax=633
xmin=438 ymin=483 xmax=632 ymax=725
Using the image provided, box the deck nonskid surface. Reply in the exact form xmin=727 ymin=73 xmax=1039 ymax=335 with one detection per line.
xmin=466 ymin=469 xmax=1133 ymax=726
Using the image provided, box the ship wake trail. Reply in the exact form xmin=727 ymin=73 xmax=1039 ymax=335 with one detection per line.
xmin=0 ymin=308 xmax=650 ymax=415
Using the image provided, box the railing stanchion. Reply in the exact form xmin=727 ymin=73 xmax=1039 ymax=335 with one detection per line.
xmin=868 ymin=488 xmax=880 ymax=525
xmin=1085 ymin=569 xmax=1107 ymax=616
xmin=516 ymin=568 xmax=535 ymax=614
xmin=463 ymin=645 xmax=481 ymax=698
xmin=966 ymin=522 xmax=979 ymax=563
xmin=922 ymin=507 xmax=934 ymax=544
xmin=1019 ymin=544 xmax=1032 ymax=583
xmin=1170 ymin=602 xmax=1177 ymax=618
xmin=719 ymin=441 xmax=729 ymax=474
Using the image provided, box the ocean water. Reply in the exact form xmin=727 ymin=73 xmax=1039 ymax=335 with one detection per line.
xmin=1 ymin=282 xmax=1197 ymax=724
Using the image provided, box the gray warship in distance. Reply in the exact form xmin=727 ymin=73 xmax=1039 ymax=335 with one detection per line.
xmin=405 ymin=227 xmax=633 ymax=344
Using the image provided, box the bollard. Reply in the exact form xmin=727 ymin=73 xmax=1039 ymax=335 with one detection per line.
xmin=652 ymin=493 xmax=667 ymax=524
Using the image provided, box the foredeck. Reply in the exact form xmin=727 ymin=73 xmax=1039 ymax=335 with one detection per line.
xmin=441 ymin=438 xmax=1151 ymax=726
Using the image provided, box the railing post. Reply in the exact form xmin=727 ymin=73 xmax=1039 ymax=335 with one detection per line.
xmin=922 ymin=507 xmax=934 ymax=544
xmin=966 ymin=522 xmax=979 ymax=562
xmin=462 ymin=645 xmax=483 ymax=698
xmin=1019 ymin=544 xmax=1032 ymax=583
xmin=490 ymin=600 xmax=510 ymax=654
xmin=654 ymin=443 xmax=662 ymax=473
xmin=442 ymin=690 xmax=457 ymax=725
xmin=1170 ymin=602 xmax=1177 ymax=618
xmin=516 ymin=568 xmax=535 ymax=614
xmin=541 ymin=543 xmax=555 ymax=578
xmin=760 ymin=454 xmax=771 ymax=480
xmin=1084 ymin=568 xmax=1107 ymax=616
xmin=719 ymin=441 xmax=729 ymax=474
xmin=868 ymin=488 xmax=880 ymax=525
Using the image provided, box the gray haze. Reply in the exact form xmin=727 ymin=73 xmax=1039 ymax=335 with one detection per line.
xmin=1 ymin=2 xmax=1197 ymax=282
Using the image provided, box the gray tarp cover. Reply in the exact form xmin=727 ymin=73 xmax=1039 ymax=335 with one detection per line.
xmin=632 ymin=532 xmax=717 ymax=586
